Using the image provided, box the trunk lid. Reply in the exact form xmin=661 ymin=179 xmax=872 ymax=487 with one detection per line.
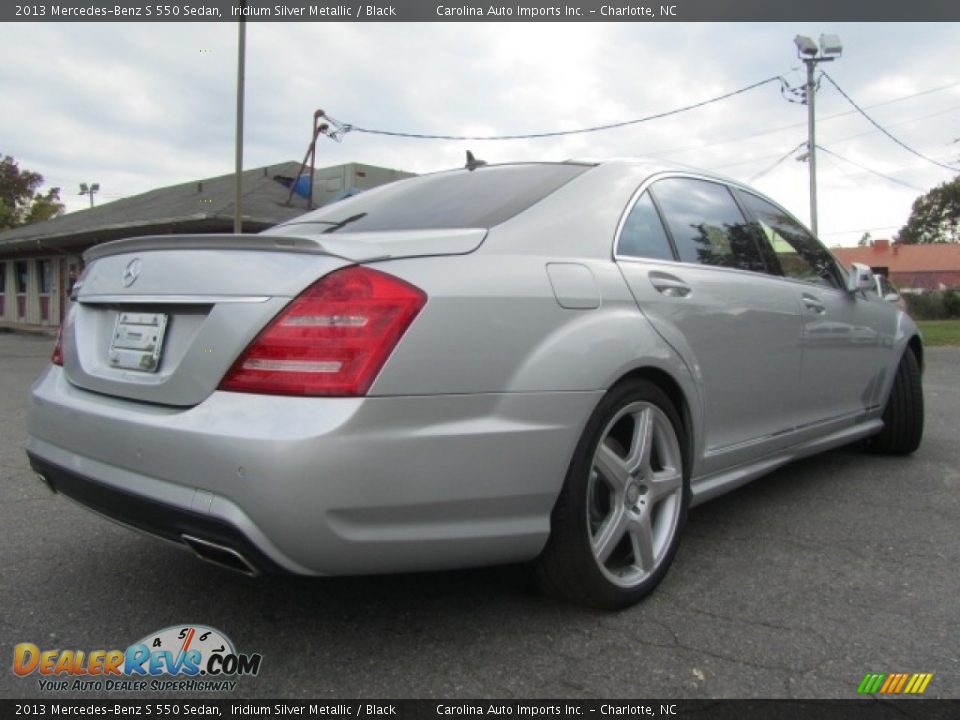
xmin=64 ymin=230 xmax=484 ymax=406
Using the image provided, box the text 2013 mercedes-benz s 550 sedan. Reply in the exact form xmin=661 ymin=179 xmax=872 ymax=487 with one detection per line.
xmin=26 ymin=160 xmax=923 ymax=609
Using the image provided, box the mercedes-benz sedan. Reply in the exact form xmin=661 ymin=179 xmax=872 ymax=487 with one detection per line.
xmin=26 ymin=159 xmax=923 ymax=608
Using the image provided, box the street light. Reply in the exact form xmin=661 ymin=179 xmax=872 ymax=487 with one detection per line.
xmin=78 ymin=182 xmax=100 ymax=208
xmin=793 ymin=33 xmax=842 ymax=237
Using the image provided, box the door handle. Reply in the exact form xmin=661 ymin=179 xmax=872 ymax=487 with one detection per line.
xmin=649 ymin=271 xmax=692 ymax=298
xmin=802 ymin=294 xmax=826 ymax=315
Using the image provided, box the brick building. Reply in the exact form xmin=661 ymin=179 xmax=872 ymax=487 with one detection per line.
xmin=832 ymin=240 xmax=960 ymax=291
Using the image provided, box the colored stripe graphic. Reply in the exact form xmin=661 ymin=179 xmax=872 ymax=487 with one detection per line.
xmin=857 ymin=672 xmax=933 ymax=694
xmin=879 ymin=674 xmax=897 ymax=693
xmin=857 ymin=673 xmax=885 ymax=694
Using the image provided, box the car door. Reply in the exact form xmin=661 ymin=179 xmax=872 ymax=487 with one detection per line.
xmin=736 ymin=190 xmax=893 ymax=428
xmin=615 ymin=176 xmax=805 ymax=474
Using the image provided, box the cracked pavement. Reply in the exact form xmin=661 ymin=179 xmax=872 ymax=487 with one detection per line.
xmin=1 ymin=331 xmax=957 ymax=699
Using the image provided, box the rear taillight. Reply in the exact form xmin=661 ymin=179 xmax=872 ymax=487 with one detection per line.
xmin=51 ymin=325 xmax=64 ymax=366
xmin=219 ymin=266 xmax=426 ymax=396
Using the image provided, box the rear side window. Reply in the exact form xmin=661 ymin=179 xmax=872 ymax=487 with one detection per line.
xmin=278 ymin=163 xmax=591 ymax=233
xmin=650 ymin=178 xmax=766 ymax=273
xmin=738 ymin=192 xmax=841 ymax=289
xmin=617 ymin=192 xmax=675 ymax=261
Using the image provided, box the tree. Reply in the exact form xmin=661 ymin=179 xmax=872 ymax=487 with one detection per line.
xmin=896 ymin=175 xmax=960 ymax=244
xmin=858 ymin=231 xmax=872 ymax=247
xmin=0 ymin=155 xmax=65 ymax=231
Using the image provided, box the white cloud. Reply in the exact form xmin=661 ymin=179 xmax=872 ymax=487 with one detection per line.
xmin=1 ymin=20 xmax=958 ymax=245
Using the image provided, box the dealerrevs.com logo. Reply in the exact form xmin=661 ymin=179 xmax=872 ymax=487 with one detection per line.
xmin=13 ymin=624 xmax=262 ymax=693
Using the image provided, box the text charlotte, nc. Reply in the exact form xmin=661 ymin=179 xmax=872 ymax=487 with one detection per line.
xmin=436 ymin=5 xmax=678 ymax=17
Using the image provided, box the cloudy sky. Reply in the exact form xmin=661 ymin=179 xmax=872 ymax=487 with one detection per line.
xmin=2 ymin=20 xmax=958 ymax=246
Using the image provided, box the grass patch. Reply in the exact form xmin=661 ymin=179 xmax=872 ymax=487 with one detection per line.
xmin=917 ymin=319 xmax=960 ymax=346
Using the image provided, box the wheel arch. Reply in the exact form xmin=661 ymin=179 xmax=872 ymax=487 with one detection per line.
xmin=607 ymin=365 xmax=695 ymax=476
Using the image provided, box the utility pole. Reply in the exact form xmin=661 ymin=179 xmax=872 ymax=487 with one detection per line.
xmin=793 ymin=33 xmax=842 ymax=238
xmin=234 ymin=10 xmax=246 ymax=234
xmin=804 ymin=57 xmax=818 ymax=237
xmin=78 ymin=183 xmax=99 ymax=208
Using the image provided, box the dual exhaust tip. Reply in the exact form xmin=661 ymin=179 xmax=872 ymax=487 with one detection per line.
xmin=182 ymin=534 xmax=259 ymax=577
xmin=34 ymin=471 xmax=259 ymax=578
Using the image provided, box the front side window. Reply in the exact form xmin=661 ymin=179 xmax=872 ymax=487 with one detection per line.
xmin=617 ymin=191 xmax=675 ymax=261
xmin=650 ymin=178 xmax=766 ymax=273
xmin=739 ymin=192 xmax=840 ymax=289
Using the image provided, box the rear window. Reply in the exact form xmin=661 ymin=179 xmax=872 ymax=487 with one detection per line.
xmin=278 ymin=163 xmax=591 ymax=233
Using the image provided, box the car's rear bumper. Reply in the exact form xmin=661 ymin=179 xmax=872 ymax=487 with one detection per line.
xmin=27 ymin=366 xmax=600 ymax=575
xmin=27 ymin=453 xmax=284 ymax=575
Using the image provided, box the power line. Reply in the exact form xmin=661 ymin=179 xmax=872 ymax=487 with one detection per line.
xmin=818 ymin=103 xmax=960 ymax=149
xmin=625 ymin=81 xmax=960 ymax=160
xmin=323 ymin=77 xmax=960 ymax=158
xmin=711 ymin=144 xmax=806 ymax=171
xmin=821 ymin=72 xmax=960 ymax=173
xmin=716 ymin=124 xmax=960 ymax=178
xmin=679 ymin=84 xmax=960 ymax=178
xmin=835 ymin=79 xmax=960 ymax=112
xmin=711 ymin=100 xmax=960 ymax=175
xmin=326 ymin=76 xmax=787 ymax=141
xmin=816 ymin=145 xmax=926 ymax=191
xmin=747 ymin=141 xmax=807 ymax=182
xmin=721 ymin=138 xmax=932 ymax=191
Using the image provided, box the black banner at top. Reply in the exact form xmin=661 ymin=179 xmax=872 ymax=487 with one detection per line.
xmin=4 ymin=0 xmax=960 ymax=22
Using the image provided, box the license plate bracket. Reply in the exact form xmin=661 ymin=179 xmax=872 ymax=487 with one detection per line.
xmin=108 ymin=312 xmax=169 ymax=373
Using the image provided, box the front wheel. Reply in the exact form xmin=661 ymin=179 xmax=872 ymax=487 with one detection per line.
xmin=871 ymin=349 xmax=924 ymax=455
xmin=535 ymin=380 xmax=689 ymax=609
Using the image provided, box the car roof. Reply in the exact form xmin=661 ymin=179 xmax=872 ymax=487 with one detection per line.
xmin=574 ymin=157 xmax=745 ymax=187
xmin=440 ymin=157 xmax=746 ymax=190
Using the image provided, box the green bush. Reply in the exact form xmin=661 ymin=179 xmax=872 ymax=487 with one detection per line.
xmin=944 ymin=289 xmax=960 ymax=318
xmin=905 ymin=290 xmax=960 ymax=320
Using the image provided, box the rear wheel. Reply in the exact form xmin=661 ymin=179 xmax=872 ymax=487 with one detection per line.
xmin=871 ymin=349 xmax=924 ymax=455
xmin=535 ymin=380 xmax=689 ymax=609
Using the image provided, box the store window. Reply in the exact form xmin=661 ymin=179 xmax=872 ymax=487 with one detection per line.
xmin=38 ymin=259 xmax=53 ymax=322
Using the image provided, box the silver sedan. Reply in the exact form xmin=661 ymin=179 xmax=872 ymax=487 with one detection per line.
xmin=26 ymin=159 xmax=923 ymax=608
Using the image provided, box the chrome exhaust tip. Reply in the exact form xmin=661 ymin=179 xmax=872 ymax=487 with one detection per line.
xmin=181 ymin=534 xmax=259 ymax=577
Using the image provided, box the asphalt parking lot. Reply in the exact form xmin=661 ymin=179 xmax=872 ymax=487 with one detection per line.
xmin=1 ymin=330 xmax=957 ymax=700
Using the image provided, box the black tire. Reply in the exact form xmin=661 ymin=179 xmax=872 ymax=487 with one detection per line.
xmin=871 ymin=348 xmax=924 ymax=455
xmin=535 ymin=379 xmax=690 ymax=610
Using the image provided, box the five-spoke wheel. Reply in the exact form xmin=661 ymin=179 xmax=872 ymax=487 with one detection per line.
xmin=535 ymin=379 xmax=689 ymax=609
xmin=587 ymin=401 xmax=684 ymax=588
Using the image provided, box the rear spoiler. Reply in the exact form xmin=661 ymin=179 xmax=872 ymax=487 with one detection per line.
xmin=84 ymin=229 xmax=487 ymax=264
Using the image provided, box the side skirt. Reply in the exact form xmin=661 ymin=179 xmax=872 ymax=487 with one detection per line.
xmin=689 ymin=418 xmax=883 ymax=507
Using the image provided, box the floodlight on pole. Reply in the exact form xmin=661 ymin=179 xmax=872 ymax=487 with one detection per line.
xmin=819 ymin=34 xmax=843 ymax=57
xmin=79 ymin=182 xmax=100 ymax=208
xmin=793 ymin=35 xmax=819 ymax=56
xmin=792 ymin=33 xmax=842 ymax=238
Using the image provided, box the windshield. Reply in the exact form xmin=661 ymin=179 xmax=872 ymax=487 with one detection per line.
xmin=273 ymin=163 xmax=592 ymax=233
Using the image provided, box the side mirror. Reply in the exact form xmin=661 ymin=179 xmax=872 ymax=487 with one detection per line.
xmin=846 ymin=262 xmax=874 ymax=294
xmin=883 ymin=292 xmax=901 ymax=304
